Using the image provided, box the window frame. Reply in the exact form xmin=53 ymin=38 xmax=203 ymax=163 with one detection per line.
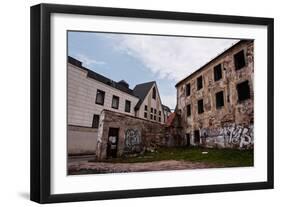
xmin=111 ymin=95 xmax=120 ymax=109
xmin=125 ymin=100 xmax=131 ymax=113
xmin=95 ymin=89 xmax=105 ymax=105
xmin=197 ymin=76 xmax=203 ymax=90
xmin=234 ymin=49 xmax=246 ymax=70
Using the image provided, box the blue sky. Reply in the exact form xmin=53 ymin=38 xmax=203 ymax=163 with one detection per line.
xmin=68 ymin=31 xmax=238 ymax=109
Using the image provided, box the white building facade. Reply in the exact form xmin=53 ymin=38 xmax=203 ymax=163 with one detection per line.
xmin=67 ymin=57 xmax=169 ymax=155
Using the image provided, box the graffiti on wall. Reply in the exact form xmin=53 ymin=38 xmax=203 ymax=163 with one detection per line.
xmin=200 ymin=123 xmax=253 ymax=149
xmin=124 ymin=128 xmax=142 ymax=153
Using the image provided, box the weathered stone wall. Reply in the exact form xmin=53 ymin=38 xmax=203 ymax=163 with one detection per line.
xmin=96 ymin=110 xmax=166 ymax=160
xmin=176 ymin=40 xmax=254 ymax=149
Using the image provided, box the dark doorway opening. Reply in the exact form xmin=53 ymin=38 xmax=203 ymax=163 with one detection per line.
xmin=194 ymin=130 xmax=200 ymax=144
xmin=107 ymin=128 xmax=119 ymax=158
xmin=186 ymin=133 xmax=190 ymax=147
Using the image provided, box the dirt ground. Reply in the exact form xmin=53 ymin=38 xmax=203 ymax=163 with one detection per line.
xmin=68 ymin=158 xmax=221 ymax=175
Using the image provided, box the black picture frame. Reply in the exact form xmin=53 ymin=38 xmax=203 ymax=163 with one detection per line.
xmin=30 ymin=3 xmax=274 ymax=204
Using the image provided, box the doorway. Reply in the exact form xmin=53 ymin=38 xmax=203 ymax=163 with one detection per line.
xmin=186 ymin=133 xmax=190 ymax=147
xmin=107 ymin=128 xmax=119 ymax=158
xmin=194 ymin=130 xmax=200 ymax=144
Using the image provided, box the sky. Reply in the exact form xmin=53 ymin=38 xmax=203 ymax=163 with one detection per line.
xmin=68 ymin=31 xmax=238 ymax=110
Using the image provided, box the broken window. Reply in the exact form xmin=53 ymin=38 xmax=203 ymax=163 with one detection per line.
xmin=214 ymin=64 xmax=222 ymax=81
xmin=215 ymin=91 xmax=224 ymax=108
xmin=234 ymin=50 xmax=246 ymax=70
xmin=125 ymin=100 xmax=131 ymax=112
xmin=197 ymin=99 xmax=204 ymax=114
xmin=152 ymin=87 xmax=156 ymax=99
xmin=186 ymin=83 xmax=191 ymax=96
xmin=92 ymin=114 xmax=100 ymax=128
xmin=197 ymin=76 xmax=203 ymax=90
xmin=187 ymin=104 xmax=191 ymax=117
xmin=95 ymin=89 xmax=105 ymax=105
xmin=236 ymin=80 xmax=250 ymax=101
xmin=111 ymin=95 xmax=119 ymax=109
xmin=194 ymin=130 xmax=200 ymax=143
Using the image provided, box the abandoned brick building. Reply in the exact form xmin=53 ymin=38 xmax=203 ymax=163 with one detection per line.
xmin=175 ymin=40 xmax=254 ymax=149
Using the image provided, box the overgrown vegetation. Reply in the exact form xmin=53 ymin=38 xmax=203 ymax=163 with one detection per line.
xmin=105 ymin=147 xmax=254 ymax=167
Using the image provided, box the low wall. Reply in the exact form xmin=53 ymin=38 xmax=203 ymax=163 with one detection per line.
xmin=67 ymin=125 xmax=98 ymax=155
xmin=96 ymin=110 xmax=166 ymax=160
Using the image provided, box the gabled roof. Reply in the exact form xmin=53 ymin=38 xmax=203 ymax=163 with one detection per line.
xmin=162 ymin=104 xmax=171 ymax=112
xmin=133 ymin=81 xmax=155 ymax=110
xmin=68 ymin=56 xmax=137 ymax=97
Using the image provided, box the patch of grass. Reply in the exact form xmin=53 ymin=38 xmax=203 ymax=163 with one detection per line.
xmin=105 ymin=147 xmax=254 ymax=167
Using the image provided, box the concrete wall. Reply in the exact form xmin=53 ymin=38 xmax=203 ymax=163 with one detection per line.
xmin=176 ymin=40 xmax=254 ymax=149
xmin=96 ymin=110 xmax=166 ymax=160
xmin=67 ymin=125 xmax=98 ymax=155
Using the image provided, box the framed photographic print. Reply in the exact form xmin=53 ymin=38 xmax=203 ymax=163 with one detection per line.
xmin=30 ymin=3 xmax=274 ymax=203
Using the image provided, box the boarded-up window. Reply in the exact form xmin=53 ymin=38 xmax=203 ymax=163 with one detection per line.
xmin=197 ymin=99 xmax=204 ymax=114
xmin=234 ymin=50 xmax=246 ymax=70
xmin=125 ymin=100 xmax=131 ymax=112
xmin=187 ymin=104 xmax=191 ymax=117
xmin=214 ymin=64 xmax=222 ymax=81
xmin=186 ymin=83 xmax=190 ymax=96
xmin=112 ymin=95 xmax=119 ymax=109
xmin=95 ymin=89 xmax=105 ymax=105
xmin=237 ymin=80 xmax=250 ymax=101
xmin=197 ymin=76 xmax=203 ymax=90
xmin=216 ymin=91 xmax=224 ymax=108
xmin=92 ymin=114 xmax=100 ymax=128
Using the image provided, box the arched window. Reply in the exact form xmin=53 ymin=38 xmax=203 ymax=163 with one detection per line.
xmin=152 ymin=87 xmax=156 ymax=99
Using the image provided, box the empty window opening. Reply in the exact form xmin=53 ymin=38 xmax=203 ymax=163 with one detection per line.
xmin=187 ymin=104 xmax=191 ymax=117
xmin=234 ymin=50 xmax=246 ymax=70
xmin=236 ymin=80 xmax=250 ymax=101
xmin=197 ymin=76 xmax=203 ymax=90
xmin=197 ymin=99 xmax=204 ymax=114
xmin=214 ymin=64 xmax=222 ymax=81
xmin=216 ymin=91 xmax=224 ymax=108
xmin=92 ymin=114 xmax=100 ymax=128
xmin=186 ymin=83 xmax=191 ymax=96
xmin=152 ymin=87 xmax=156 ymax=99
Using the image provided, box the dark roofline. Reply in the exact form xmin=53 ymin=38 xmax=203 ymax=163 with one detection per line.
xmin=68 ymin=56 xmax=138 ymax=98
xmin=175 ymin=39 xmax=254 ymax=87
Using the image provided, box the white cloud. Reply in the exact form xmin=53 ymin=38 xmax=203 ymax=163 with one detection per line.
xmin=74 ymin=54 xmax=106 ymax=67
xmin=161 ymin=94 xmax=177 ymax=110
xmin=110 ymin=34 xmax=238 ymax=82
